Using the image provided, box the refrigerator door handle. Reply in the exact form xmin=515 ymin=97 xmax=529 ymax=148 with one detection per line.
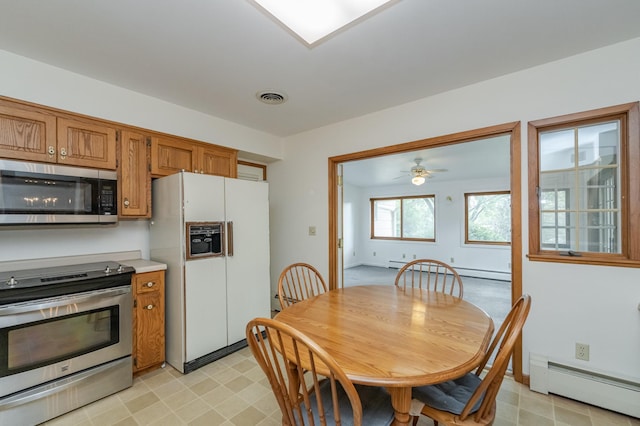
xmin=227 ymin=221 xmax=234 ymax=257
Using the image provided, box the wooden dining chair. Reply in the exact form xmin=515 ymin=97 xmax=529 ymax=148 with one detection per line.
xmin=278 ymin=262 xmax=328 ymax=310
xmin=411 ymin=294 xmax=532 ymax=426
xmin=246 ymin=317 xmax=395 ymax=426
xmin=394 ymin=259 xmax=463 ymax=298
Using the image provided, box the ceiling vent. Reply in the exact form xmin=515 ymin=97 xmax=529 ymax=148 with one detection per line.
xmin=256 ymin=90 xmax=288 ymax=105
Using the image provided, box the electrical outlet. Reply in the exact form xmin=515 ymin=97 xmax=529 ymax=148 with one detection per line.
xmin=373 ymin=251 xmax=376 ymax=256
xmin=575 ymin=343 xmax=590 ymax=361
xmin=450 ymin=257 xmax=454 ymax=263
xmin=402 ymin=253 xmax=406 ymax=259
xmin=413 ymin=254 xmax=416 ymax=259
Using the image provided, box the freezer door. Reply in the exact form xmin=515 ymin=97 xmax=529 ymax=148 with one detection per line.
xmin=224 ymin=178 xmax=271 ymax=344
xmin=182 ymin=173 xmax=225 ymax=221
xmin=184 ymin=257 xmax=227 ymax=361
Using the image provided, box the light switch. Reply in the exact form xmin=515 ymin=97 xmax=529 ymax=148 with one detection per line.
xmin=308 ymin=226 xmax=316 ymax=236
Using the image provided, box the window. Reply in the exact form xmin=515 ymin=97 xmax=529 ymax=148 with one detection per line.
xmin=371 ymin=195 xmax=435 ymax=241
xmin=528 ymin=102 xmax=640 ymax=266
xmin=465 ymin=191 xmax=511 ymax=245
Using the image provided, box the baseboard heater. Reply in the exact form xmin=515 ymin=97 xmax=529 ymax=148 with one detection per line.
xmin=530 ymin=353 xmax=640 ymax=418
xmin=387 ymin=260 xmax=510 ymax=281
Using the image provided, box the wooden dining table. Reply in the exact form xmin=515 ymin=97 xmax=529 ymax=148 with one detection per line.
xmin=274 ymin=285 xmax=494 ymax=426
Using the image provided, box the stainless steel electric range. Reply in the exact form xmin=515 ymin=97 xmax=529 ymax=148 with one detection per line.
xmin=0 ymin=261 xmax=134 ymax=425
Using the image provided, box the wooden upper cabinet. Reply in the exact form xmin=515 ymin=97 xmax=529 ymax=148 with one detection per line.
xmin=151 ymin=136 xmax=196 ymax=176
xmin=0 ymin=102 xmax=116 ymax=169
xmin=0 ymin=104 xmax=57 ymax=163
xmin=57 ymin=118 xmax=116 ymax=169
xmin=118 ymin=130 xmax=151 ymax=218
xmin=151 ymin=135 xmax=237 ymax=178
xmin=199 ymin=145 xmax=237 ymax=178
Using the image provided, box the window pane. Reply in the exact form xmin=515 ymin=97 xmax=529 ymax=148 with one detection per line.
xmin=577 ymin=168 xmax=618 ymax=210
xmin=577 ymin=122 xmax=619 ymax=167
xmin=402 ymin=197 xmax=434 ymax=239
xmin=466 ymin=193 xmax=511 ymax=243
xmin=539 ymin=129 xmax=574 ymax=171
xmin=539 ymin=171 xmax=575 ymax=207
xmin=576 ymin=212 xmax=620 ymax=253
xmin=373 ymin=199 xmax=400 ymax=237
xmin=538 ymin=120 xmax=621 ymax=254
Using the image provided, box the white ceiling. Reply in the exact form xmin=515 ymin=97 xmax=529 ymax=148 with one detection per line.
xmin=342 ymin=135 xmax=511 ymax=187
xmin=1 ymin=1 xmax=640 ymax=138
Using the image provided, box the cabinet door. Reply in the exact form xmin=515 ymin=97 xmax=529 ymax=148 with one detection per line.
xmin=198 ymin=145 xmax=238 ymax=178
xmin=135 ymin=291 xmax=165 ymax=371
xmin=133 ymin=271 xmax=165 ymax=373
xmin=0 ymin=104 xmax=57 ymax=163
xmin=118 ymin=130 xmax=151 ymax=218
xmin=150 ymin=136 xmax=196 ymax=176
xmin=57 ymin=117 xmax=116 ymax=169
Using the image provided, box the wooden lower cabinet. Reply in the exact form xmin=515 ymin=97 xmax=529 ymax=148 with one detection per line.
xmin=132 ymin=270 xmax=165 ymax=375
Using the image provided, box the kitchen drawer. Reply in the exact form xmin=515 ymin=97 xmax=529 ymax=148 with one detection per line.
xmin=133 ymin=270 xmax=163 ymax=294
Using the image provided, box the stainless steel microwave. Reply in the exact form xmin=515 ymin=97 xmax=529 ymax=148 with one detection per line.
xmin=0 ymin=159 xmax=118 ymax=225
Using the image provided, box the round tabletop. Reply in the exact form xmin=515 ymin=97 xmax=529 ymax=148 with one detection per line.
xmin=275 ymin=285 xmax=494 ymax=388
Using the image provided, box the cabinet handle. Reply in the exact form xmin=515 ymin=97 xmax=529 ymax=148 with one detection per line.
xmin=59 ymin=147 xmax=67 ymax=158
xmin=124 ymin=198 xmax=130 ymax=207
xmin=145 ymin=281 xmax=155 ymax=287
xmin=143 ymin=304 xmax=154 ymax=310
xmin=48 ymin=146 xmax=56 ymax=156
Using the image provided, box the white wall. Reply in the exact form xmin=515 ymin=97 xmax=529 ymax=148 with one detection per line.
xmin=269 ymin=37 xmax=640 ymax=380
xmin=0 ymin=49 xmax=283 ymax=263
xmin=346 ymin=177 xmax=511 ymax=279
xmin=2 ymin=38 xmax=640 ymax=384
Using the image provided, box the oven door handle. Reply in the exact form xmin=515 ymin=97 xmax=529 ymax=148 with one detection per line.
xmin=0 ymin=286 xmax=131 ymax=316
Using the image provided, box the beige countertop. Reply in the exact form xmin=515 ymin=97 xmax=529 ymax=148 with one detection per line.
xmin=120 ymin=258 xmax=167 ymax=273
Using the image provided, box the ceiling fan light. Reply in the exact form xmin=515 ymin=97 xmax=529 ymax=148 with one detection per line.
xmin=412 ymin=176 xmax=425 ymax=186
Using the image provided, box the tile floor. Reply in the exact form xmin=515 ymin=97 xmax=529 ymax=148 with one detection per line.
xmin=43 ymin=347 xmax=639 ymax=426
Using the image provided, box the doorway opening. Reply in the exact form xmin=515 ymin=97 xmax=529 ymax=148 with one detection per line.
xmin=328 ymin=121 xmax=524 ymax=381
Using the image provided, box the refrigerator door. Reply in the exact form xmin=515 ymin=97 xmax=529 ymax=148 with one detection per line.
xmin=224 ymin=178 xmax=271 ymax=344
xmin=150 ymin=173 xmax=186 ymax=371
xmin=183 ymin=173 xmax=225 ymax=221
xmin=184 ymin=257 xmax=227 ymax=360
xmin=182 ymin=173 xmax=228 ymax=361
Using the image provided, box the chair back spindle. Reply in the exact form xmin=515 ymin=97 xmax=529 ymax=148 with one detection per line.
xmin=394 ymin=259 xmax=463 ymax=298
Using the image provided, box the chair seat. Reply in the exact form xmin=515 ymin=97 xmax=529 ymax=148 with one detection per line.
xmin=412 ymin=373 xmax=484 ymax=416
xmin=304 ymin=382 xmax=395 ymax=425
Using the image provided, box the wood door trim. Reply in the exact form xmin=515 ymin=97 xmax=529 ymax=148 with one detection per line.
xmin=328 ymin=121 xmax=523 ymax=381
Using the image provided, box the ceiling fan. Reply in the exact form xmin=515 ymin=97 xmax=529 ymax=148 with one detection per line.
xmin=400 ymin=158 xmax=446 ymax=185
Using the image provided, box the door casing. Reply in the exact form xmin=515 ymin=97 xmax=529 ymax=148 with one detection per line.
xmin=328 ymin=121 xmax=524 ymax=381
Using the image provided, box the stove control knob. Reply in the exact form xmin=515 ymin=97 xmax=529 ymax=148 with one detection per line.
xmin=104 ymin=265 xmax=111 ymax=274
xmin=7 ymin=276 xmax=17 ymax=287
xmin=117 ymin=264 xmax=124 ymax=273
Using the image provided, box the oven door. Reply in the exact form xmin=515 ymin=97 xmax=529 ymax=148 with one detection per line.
xmin=0 ymin=285 xmax=132 ymax=398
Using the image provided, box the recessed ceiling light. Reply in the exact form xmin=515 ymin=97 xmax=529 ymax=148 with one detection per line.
xmin=252 ymin=0 xmax=397 ymax=46
xmin=256 ymin=90 xmax=288 ymax=105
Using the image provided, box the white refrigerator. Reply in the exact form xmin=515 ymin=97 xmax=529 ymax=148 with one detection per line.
xmin=150 ymin=172 xmax=270 ymax=373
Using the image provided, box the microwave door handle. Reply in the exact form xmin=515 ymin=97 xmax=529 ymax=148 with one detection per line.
xmin=226 ymin=221 xmax=234 ymax=257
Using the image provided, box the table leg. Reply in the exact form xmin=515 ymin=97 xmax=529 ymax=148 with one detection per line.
xmin=286 ymin=360 xmax=301 ymax=406
xmin=387 ymin=387 xmax=412 ymax=426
